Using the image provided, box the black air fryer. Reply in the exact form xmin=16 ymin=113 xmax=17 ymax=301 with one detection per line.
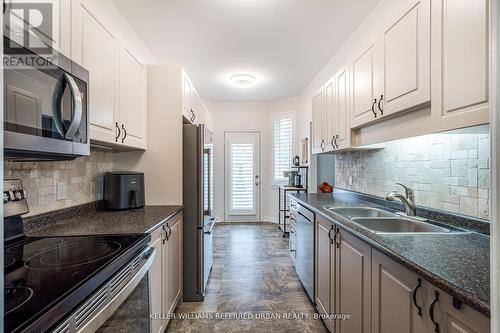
xmin=104 ymin=171 xmax=145 ymax=210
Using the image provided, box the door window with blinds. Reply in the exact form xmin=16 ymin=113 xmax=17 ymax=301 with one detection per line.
xmin=224 ymin=132 xmax=260 ymax=221
xmin=273 ymin=113 xmax=294 ymax=184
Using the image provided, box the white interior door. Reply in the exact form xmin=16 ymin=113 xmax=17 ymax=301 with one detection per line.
xmin=224 ymin=132 xmax=260 ymax=222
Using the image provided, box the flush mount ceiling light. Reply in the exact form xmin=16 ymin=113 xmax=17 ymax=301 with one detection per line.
xmin=230 ymin=74 xmax=256 ymax=88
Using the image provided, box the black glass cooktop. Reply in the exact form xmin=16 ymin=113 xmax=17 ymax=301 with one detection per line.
xmin=4 ymin=234 xmax=150 ymax=333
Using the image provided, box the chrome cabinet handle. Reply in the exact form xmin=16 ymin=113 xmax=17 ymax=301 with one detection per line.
xmin=378 ymin=94 xmax=384 ymax=115
xmin=63 ymin=73 xmax=83 ymax=139
xmin=334 ymin=134 xmax=339 ymax=149
xmin=121 ymin=124 xmax=127 ymax=143
xmin=429 ymin=291 xmax=440 ymax=333
xmin=320 ymin=140 xmax=325 ymax=151
xmin=372 ymin=99 xmax=377 ymax=118
xmin=115 ymin=122 xmax=121 ymax=142
xmin=412 ymin=278 xmax=423 ymax=317
xmin=190 ymin=109 xmax=196 ymax=122
xmin=331 ymin=137 xmax=335 ymax=149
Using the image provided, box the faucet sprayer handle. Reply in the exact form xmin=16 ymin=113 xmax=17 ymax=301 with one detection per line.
xmin=396 ymin=183 xmax=414 ymax=200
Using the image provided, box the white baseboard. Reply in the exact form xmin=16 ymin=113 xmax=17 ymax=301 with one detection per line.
xmin=262 ymin=216 xmax=278 ymax=224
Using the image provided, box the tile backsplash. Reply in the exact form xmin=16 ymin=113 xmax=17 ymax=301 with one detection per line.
xmin=4 ymin=149 xmax=113 ymax=216
xmin=335 ymin=130 xmax=491 ymax=220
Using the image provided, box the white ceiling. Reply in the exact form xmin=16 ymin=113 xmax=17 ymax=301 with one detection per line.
xmin=113 ymin=0 xmax=380 ymax=103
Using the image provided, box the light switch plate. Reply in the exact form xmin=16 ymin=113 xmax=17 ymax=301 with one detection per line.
xmin=57 ymin=182 xmax=66 ymax=201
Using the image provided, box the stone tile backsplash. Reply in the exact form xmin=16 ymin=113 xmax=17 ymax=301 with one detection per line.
xmin=335 ymin=131 xmax=491 ymax=220
xmin=4 ymin=149 xmax=113 ymax=216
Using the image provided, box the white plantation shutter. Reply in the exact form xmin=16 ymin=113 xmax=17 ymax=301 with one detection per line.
xmin=230 ymin=143 xmax=255 ymax=211
xmin=273 ymin=114 xmax=293 ymax=183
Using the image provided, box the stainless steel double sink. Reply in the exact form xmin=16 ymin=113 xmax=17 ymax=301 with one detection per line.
xmin=325 ymin=207 xmax=465 ymax=234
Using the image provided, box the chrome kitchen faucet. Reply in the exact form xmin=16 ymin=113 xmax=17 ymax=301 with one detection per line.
xmin=386 ymin=183 xmax=417 ymax=216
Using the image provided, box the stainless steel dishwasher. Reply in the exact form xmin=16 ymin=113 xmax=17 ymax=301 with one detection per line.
xmin=292 ymin=203 xmax=315 ymax=303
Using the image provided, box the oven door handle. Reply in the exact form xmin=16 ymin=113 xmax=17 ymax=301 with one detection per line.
xmin=76 ymin=247 xmax=156 ymax=333
xmin=64 ymin=73 xmax=83 ymax=140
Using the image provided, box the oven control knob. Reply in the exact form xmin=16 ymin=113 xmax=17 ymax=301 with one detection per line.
xmin=3 ymin=192 xmax=10 ymax=203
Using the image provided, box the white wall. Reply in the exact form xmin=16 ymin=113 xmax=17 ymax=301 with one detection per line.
xmin=113 ymin=65 xmax=183 ymax=205
xmin=207 ymin=96 xmax=300 ymax=222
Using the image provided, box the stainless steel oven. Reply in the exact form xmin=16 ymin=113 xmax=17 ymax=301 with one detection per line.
xmin=4 ymin=36 xmax=90 ymax=160
xmin=50 ymin=247 xmax=156 ymax=333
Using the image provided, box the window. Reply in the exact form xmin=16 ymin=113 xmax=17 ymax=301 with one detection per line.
xmin=230 ymin=143 xmax=255 ymax=211
xmin=273 ymin=113 xmax=293 ymax=184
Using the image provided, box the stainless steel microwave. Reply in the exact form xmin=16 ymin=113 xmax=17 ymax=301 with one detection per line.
xmin=4 ymin=37 xmax=90 ymax=160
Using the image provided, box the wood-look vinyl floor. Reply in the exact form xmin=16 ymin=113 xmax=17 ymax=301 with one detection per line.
xmin=167 ymin=223 xmax=328 ymax=332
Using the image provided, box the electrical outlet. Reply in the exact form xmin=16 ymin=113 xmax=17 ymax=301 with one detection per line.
xmin=348 ymin=176 xmax=353 ymax=186
xmin=57 ymin=182 xmax=66 ymax=201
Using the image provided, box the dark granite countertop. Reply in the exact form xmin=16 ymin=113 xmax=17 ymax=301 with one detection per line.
xmin=289 ymin=190 xmax=490 ymax=317
xmin=23 ymin=202 xmax=183 ymax=236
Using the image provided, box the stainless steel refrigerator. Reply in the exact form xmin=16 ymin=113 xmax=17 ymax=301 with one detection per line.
xmin=183 ymin=123 xmax=215 ymax=301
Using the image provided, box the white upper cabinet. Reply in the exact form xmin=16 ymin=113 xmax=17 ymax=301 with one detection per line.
xmin=431 ymin=0 xmax=489 ymax=130
xmin=351 ymin=43 xmax=380 ymax=128
xmin=324 ymin=77 xmax=336 ymax=151
xmin=72 ymin=0 xmax=148 ymax=149
xmin=4 ymin=0 xmax=71 ymax=57
xmin=379 ymin=0 xmax=430 ymax=117
xmin=336 ymin=66 xmax=350 ymax=149
xmin=311 ymin=87 xmax=325 ymax=153
xmin=182 ymin=72 xmax=194 ymax=121
xmin=72 ymin=0 xmax=118 ymax=144
xmin=351 ymin=0 xmax=430 ymax=128
xmin=182 ymin=71 xmax=208 ymax=124
xmin=118 ymin=46 xmax=147 ymax=149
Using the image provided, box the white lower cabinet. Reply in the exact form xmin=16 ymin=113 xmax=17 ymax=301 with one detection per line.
xmin=315 ymin=218 xmax=371 ymax=333
xmin=315 ymin=217 xmax=490 ymax=333
xmin=372 ymin=249 xmax=429 ymax=333
xmin=149 ymin=230 xmax=165 ymax=333
xmin=315 ymin=216 xmax=334 ymax=331
xmin=149 ymin=212 xmax=183 ymax=331
xmin=335 ymin=229 xmax=371 ymax=333
xmin=427 ymin=286 xmax=490 ymax=333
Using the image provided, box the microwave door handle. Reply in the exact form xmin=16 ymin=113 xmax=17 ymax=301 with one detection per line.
xmin=51 ymin=77 xmax=66 ymax=138
xmin=63 ymin=73 xmax=83 ymax=139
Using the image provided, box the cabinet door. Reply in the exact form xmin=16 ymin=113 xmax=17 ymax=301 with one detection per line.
xmin=182 ymin=74 xmax=193 ymax=121
xmin=4 ymin=0 xmax=70 ymax=57
xmin=336 ymin=67 xmax=350 ymax=149
xmin=149 ymin=232 xmax=165 ymax=333
xmin=430 ymin=0 xmax=489 ymax=131
xmin=335 ymin=229 xmax=371 ymax=333
xmin=167 ymin=218 xmax=182 ymax=313
xmin=324 ymin=77 xmax=336 ymax=151
xmin=427 ymin=287 xmax=490 ymax=333
xmin=118 ymin=46 xmax=147 ymax=149
xmin=351 ymin=43 xmax=379 ymax=128
xmin=72 ymin=0 xmax=118 ymax=144
xmin=315 ymin=217 xmax=334 ymax=331
xmin=371 ymin=250 xmax=428 ymax=333
xmin=380 ymin=0 xmax=430 ymax=117
xmin=312 ymin=87 xmax=325 ymax=154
